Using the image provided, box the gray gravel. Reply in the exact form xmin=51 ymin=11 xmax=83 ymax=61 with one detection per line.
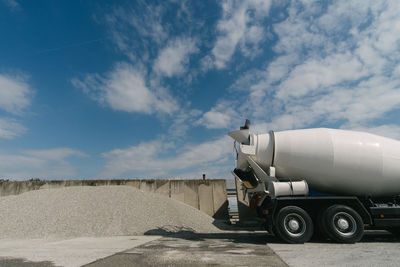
xmin=0 ymin=186 xmax=220 ymax=239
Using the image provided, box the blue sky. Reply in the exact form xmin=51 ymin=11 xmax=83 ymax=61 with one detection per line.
xmin=0 ymin=0 xmax=399 ymax=180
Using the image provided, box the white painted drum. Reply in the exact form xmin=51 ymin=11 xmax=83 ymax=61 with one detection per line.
xmin=247 ymin=128 xmax=400 ymax=197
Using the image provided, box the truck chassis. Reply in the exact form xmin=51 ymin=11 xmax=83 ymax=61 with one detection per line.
xmin=254 ymin=194 xmax=400 ymax=243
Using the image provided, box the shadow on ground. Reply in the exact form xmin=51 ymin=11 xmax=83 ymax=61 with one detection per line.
xmin=144 ymin=221 xmax=271 ymax=245
xmin=0 ymin=258 xmax=57 ymax=267
xmin=144 ymin=221 xmax=400 ymax=245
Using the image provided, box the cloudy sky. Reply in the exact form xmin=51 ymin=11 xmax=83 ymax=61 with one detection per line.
xmin=1 ymin=0 xmax=399 ymax=180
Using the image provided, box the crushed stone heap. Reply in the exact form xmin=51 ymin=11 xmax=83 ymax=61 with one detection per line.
xmin=0 ymin=186 xmax=220 ymax=239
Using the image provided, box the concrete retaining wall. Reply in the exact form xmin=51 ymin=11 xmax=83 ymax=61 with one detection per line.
xmin=0 ymin=179 xmax=228 ymax=220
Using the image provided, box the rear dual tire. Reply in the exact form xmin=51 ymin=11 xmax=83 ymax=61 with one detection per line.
xmin=274 ymin=204 xmax=364 ymax=244
xmin=319 ymin=205 xmax=364 ymax=243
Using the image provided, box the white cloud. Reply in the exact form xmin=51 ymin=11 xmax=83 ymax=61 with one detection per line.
xmin=0 ymin=74 xmax=32 ymax=115
xmin=267 ymin=1 xmax=400 ymax=130
xmin=154 ymin=37 xmax=198 ymax=77
xmin=2 ymin=0 xmax=19 ymax=10
xmin=0 ymin=148 xmax=85 ymax=180
xmin=196 ymin=100 xmax=240 ymax=129
xmin=198 ymin=111 xmax=231 ymax=129
xmin=167 ymin=109 xmax=202 ymax=138
xmin=105 ymin=5 xmax=168 ymax=62
xmin=210 ymin=0 xmax=272 ymax=69
xmin=72 ymin=62 xmax=178 ymax=115
xmin=342 ymin=124 xmax=400 ymax=140
xmin=0 ymin=73 xmax=32 ymax=139
xmin=101 ymin=136 xmax=234 ymax=178
xmin=205 ymin=1 xmax=400 ymax=135
xmin=0 ymin=118 xmax=26 ymax=139
xmin=104 ymin=2 xmax=200 ymax=66
xmin=195 ymin=98 xmax=247 ymax=130
xmin=22 ymin=148 xmax=86 ymax=161
xmin=276 ymin=53 xmax=366 ymax=101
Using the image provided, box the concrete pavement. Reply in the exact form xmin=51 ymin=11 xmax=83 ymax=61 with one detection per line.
xmin=0 ymin=236 xmax=160 ymax=267
xmin=85 ymin=232 xmax=287 ymax=267
xmin=1 ymin=230 xmax=400 ymax=266
xmin=268 ymin=230 xmax=400 ymax=267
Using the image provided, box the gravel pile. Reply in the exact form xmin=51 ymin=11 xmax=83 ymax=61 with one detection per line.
xmin=0 ymin=186 xmax=220 ymax=239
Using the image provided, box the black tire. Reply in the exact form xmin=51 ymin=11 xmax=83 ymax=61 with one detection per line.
xmin=271 ymin=226 xmax=279 ymax=237
xmin=322 ymin=205 xmax=364 ymax=243
xmin=314 ymin=210 xmax=330 ymax=240
xmin=274 ymin=206 xmax=313 ymax=244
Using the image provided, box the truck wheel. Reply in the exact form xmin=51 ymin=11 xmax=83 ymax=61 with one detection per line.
xmin=275 ymin=206 xmax=313 ymax=244
xmin=322 ymin=205 xmax=364 ymax=243
xmin=314 ymin=210 xmax=330 ymax=240
xmin=271 ymin=226 xmax=279 ymax=237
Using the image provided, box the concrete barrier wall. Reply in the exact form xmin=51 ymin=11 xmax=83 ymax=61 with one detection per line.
xmin=0 ymin=179 xmax=228 ymax=220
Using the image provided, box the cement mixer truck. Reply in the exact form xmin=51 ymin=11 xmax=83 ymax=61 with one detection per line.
xmin=229 ymin=120 xmax=400 ymax=243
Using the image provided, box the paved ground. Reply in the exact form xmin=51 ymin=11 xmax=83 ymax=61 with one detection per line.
xmin=85 ymin=232 xmax=286 ymax=267
xmin=268 ymin=230 xmax=400 ymax=267
xmin=0 ymin=236 xmax=160 ymax=267
xmin=1 ymin=230 xmax=400 ymax=267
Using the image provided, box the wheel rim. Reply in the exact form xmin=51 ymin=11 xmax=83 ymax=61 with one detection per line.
xmin=332 ymin=212 xmax=357 ymax=237
xmin=283 ymin=213 xmax=306 ymax=237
